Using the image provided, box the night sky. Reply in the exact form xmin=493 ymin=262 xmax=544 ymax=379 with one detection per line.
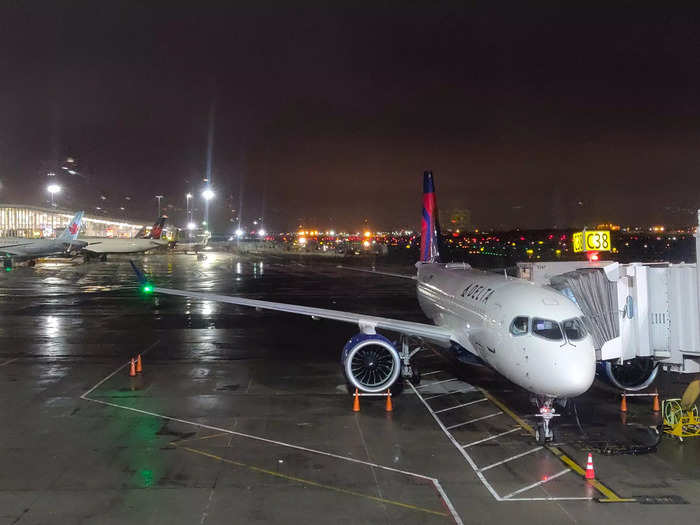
xmin=2 ymin=3 xmax=700 ymax=232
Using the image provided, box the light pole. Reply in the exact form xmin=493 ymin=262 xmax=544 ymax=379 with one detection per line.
xmin=186 ymin=193 xmax=193 ymax=224
xmin=155 ymin=195 xmax=164 ymax=217
xmin=202 ymin=188 xmax=214 ymax=230
xmin=47 ymin=184 xmax=61 ymax=207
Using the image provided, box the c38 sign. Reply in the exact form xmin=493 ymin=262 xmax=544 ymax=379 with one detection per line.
xmin=572 ymin=230 xmax=611 ymax=253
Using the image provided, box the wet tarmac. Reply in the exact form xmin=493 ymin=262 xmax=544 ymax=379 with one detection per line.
xmin=1 ymin=252 xmax=699 ymax=524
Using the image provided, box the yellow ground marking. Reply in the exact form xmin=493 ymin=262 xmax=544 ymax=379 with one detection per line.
xmin=478 ymin=387 xmax=534 ymax=434
xmin=171 ymin=442 xmax=448 ymax=518
xmin=479 ymin=387 xmax=633 ymax=503
xmin=170 ymin=432 xmax=231 ymax=445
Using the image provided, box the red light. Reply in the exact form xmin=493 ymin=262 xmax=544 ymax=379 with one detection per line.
xmin=520 ymin=236 xmax=525 ymax=241
xmin=547 ymin=234 xmax=553 ymax=240
xmin=587 ymin=252 xmax=600 ymax=262
xmin=452 ymin=232 xmax=459 ymax=237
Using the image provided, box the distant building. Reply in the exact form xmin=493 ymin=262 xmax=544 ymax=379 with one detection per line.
xmin=440 ymin=208 xmax=471 ymax=231
xmin=0 ymin=204 xmax=148 ymax=238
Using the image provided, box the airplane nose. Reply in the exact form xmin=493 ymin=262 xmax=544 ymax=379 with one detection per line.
xmin=562 ymin=341 xmax=596 ymax=397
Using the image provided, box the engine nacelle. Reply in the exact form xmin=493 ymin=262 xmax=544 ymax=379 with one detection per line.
xmin=341 ymin=333 xmax=401 ymax=393
xmin=598 ymin=357 xmax=659 ymax=391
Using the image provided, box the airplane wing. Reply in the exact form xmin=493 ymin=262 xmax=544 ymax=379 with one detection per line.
xmin=0 ymin=241 xmax=35 ymax=255
xmin=130 ymin=262 xmax=452 ymax=344
xmin=335 ymin=265 xmax=416 ymax=280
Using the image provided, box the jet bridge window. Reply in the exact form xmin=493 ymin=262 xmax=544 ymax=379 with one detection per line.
xmin=562 ymin=318 xmax=587 ymax=341
xmin=532 ymin=318 xmax=563 ymax=341
xmin=509 ymin=316 xmax=529 ymax=336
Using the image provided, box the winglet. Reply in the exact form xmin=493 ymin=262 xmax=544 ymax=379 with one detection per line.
xmin=129 ymin=260 xmax=147 ymax=285
xmin=130 ymin=260 xmax=155 ymax=293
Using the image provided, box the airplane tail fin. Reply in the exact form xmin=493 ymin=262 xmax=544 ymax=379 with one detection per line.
xmin=419 ymin=171 xmax=441 ymax=263
xmin=144 ymin=216 xmax=167 ymax=239
xmin=57 ymin=211 xmax=84 ymax=241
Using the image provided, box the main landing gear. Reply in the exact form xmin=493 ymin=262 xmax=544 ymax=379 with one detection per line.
xmin=534 ymin=397 xmax=560 ymax=445
xmin=399 ymin=335 xmax=422 ymax=386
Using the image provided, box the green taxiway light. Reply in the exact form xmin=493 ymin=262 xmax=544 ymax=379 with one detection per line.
xmin=4 ymin=267 xmax=11 ymax=272
xmin=142 ymin=284 xmax=154 ymax=293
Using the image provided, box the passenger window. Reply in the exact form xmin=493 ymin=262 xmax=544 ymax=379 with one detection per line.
xmin=562 ymin=318 xmax=587 ymax=341
xmin=509 ymin=316 xmax=529 ymax=336
xmin=532 ymin=318 xmax=563 ymax=341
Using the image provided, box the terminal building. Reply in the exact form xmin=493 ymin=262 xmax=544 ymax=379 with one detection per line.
xmin=0 ymin=204 xmax=148 ymax=238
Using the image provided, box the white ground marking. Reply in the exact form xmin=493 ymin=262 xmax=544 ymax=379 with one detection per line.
xmin=479 ymin=447 xmax=543 ymax=472
xmin=434 ymin=398 xmax=487 ymax=414
xmin=416 ymin=378 xmax=458 ymax=389
xmin=462 ymin=428 xmax=520 ymax=448
xmin=81 ymin=352 xmax=463 ymax=525
xmin=421 ymin=370 xmax=444 ymax=376
xmin=409 ymin=382 xmax=593 ymax=502
xmin=0 ymin=357 xmax=19 ymax=367
xmin=423 ymin=388 xmax=476 ymax=401
xmin=446 ymin=411 xmax=503 ymax=430
xmin=502 ymin=469 xmax=571 ymax=499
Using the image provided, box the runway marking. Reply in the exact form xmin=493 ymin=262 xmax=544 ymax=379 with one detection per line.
xmin=410 ymin=378 xmax=596 ymax=503
xmin=81 ymin=356 xmax=464 ymax=524
xmin=446 ymin=411 xmax=503 ymax=430
xmin=479 ymin=447 xmax=543 ymax=472
xmin=80 ymin=340 xmax=160 ymax=399
xmin=409 ymin=381 xmax=502 ymax=501
xmin=171 ymin=432 xmax=231 ymax=445
xmin=417 ymin=378 xmax=458 ymax=388
xmin=462 ymin=428 xmax=520 ymax=448
xmin=174 ymin=443 xmax=448 ymax=518
xmin=434 ymin=398 xmax=487 ymax=413
xmin=0 ymin=357 xmax=18 ymax=367
xmin=423 ymin=389 xmax=474 ymax=400
xmin=478 ymin=385 xmax=630 ymax=502
xmin=502 ymin=468 xmax=571 ymax=499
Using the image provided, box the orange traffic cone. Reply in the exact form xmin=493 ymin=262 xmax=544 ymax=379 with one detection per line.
xmin=129 ymin=358 xmax=136 ymax=377
xmin=620 ymin=394 xmax=627 ymax=413
xmin=136 ymin=354 xmax=143 ymax=373
xmin=352 ymin=388 xmax=360 ymax=412
xmin=652 ymin=392 xmax=660 ymax=412
xmin=585 ymin=453 xmax=596 ymax=480
xmin=385 ymin=390 xmax=393 ymax=412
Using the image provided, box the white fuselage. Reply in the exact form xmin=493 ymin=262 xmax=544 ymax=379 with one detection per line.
xmin=416 ymin=262 xmax=596 ymax=399
xmin=81 ymin=237 xmax=168 ymax=254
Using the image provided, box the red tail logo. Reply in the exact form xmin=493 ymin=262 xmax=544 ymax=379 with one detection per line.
xmin=69 ymin=223 xmax=79 ymax=235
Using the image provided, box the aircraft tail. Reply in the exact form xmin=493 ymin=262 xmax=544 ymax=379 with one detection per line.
xmin=144 ymin=216 xmax=167 ymax=239
xmin=57 ymin=211 xmax=84 ymax=242
xmin=420 ymin=171 xmax=441 ymax=263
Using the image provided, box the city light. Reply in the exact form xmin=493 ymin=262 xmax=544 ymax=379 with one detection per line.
xmin=235 ymin=228 xmax=244 ymax=237
xmin=202 ymin=188 xmax=215 ymax=200
xmin=258 ymin=229 xmax=266 ymax=237
xmin=187 ymin=222 xmax=196 ymax=230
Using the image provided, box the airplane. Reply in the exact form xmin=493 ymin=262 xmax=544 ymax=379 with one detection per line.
xmin=130 ymin=172 xmax=596 ymax=444
xmin=82 ymin=217 xmax=169 ymax=261
xmin=1 ymin=211 xmax=85 ymax=268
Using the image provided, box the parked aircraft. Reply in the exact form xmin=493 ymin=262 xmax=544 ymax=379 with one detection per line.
xmin=1 ymin=211 xmax=85 ymax=268
xmin=82 ymin=217 xmax=169 ymax=260
xmin=131 ymin=173 xmax=596 ymax=443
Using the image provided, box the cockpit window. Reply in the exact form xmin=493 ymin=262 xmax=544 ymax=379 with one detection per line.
xmin=562 ymin=318 xmax=587 ymax=341
xmin=509 ymin=316 xmax=529 ymax=336
xmin=532 ymin=318 xmax=563 ymax=341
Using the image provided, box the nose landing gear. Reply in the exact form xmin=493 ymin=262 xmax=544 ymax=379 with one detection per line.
xmin=534 ymin=398 xmax=560 ymax=445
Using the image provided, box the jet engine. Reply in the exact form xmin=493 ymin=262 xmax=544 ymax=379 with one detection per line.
xmin=342 ymin=333 xmax=401 ymax=393
xmin=599 ymin=357 xmax=659 ymax=391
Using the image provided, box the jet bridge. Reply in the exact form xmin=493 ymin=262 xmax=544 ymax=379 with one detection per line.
xmin=517 ymin=216 xmax=700 ymax=390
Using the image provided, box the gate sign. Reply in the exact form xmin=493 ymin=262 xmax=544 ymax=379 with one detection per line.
xmin=572 ymin=230 xmax=611 ymax=253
